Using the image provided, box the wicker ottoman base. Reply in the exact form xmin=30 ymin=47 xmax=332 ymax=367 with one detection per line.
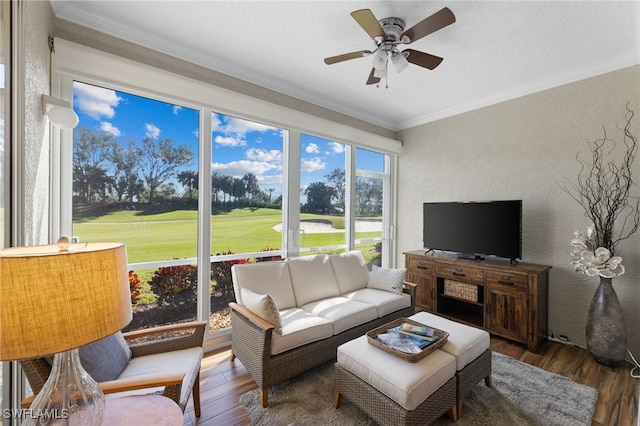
xmin=334 ymin=364 xmax=457 ymax=426
xmin=456 ymin=349 xmax=492 ymax=417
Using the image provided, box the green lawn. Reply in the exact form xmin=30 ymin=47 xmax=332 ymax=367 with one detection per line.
xmin=73 ymin=207 xmax=381 ymax=263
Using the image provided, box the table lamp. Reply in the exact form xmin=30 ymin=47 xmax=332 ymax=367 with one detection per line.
xmin=0 ymin=238 xmax=132 ymax=425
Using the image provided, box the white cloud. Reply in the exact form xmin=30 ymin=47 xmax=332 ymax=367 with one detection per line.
xmin=214 ymin=135 xmax=246 ymax=147
xmin=211 ymin=113 xmax=277 ymax=136
xmin=246 ymin=148 xmax=282 ymax=162
xmin=100 ymin=122 xmax=121 ymax=136
xmin=329 ymin=141 xmax=345 ymax=154
xmin=306 ymin=143 xmax=320 ymax=154
xmin=212 ymin=160 xmax=277 ymax=177
xmin=301 ymin=157 xmax=326 ymax=172
xmin=173 ymin=105 xmax=182 ymax=115
xmin=73 ymin=81 xmax=122 ymax=121
xmin=145 ymin=123 xmax=161 ymax=139
xmin=258 ymin=175 xmax=282 ymax=185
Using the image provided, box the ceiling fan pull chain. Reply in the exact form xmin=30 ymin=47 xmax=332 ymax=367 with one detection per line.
xmin=385 ymin=60 xmax=389 ymax=89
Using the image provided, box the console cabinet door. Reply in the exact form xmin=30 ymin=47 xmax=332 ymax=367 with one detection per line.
xmin=406 ymin=256 xmax=436 ymax=312
xmin=485 ymin=284 xmax=527 ymax=342
xmin=411 ymin=271 xmax=436 ymax=312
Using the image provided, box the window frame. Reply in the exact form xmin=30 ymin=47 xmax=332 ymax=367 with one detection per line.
xmin=51 ymin=38 xmax=401 ymax=347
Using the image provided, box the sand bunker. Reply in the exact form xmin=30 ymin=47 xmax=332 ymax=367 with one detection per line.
xmin=272 ymin=220 xmax=382 ymax=233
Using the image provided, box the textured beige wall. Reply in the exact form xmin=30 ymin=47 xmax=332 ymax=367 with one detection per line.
xmin=397 ymin=65 xmax=640 ymax=356
xmin=23 ymin=0 xmax=53 ymax=244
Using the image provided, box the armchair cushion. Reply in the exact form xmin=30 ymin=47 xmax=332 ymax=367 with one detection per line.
xmin=79 ymin=332 xmax=132 ymax=382
xmin=366 ymin=265 xmax=406 ymax=294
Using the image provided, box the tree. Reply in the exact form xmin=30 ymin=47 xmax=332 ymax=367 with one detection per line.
xmin=355 ymin=177 xmax=383 ymax=216
xmin=325 ymin=168 xmax=345 ymax=210
xmin=177 ymin=170 xmax=198 ymax=201
xmin=304 ymin=182 xmax=334 ymax=214
xmin=109 ymin=140 xmax=142 ymax=202
xmin=140 ymin=137 xmax=193 ymax=203
xmin=211 ymin=172 xmax=222 ymax=202
xmin=231 ymin=177 xmax=245 ymax=201
xmin=242 ymin=173 xmax=260 ymax=201
xmin=73 ymin=127 xmax=116 ymax=203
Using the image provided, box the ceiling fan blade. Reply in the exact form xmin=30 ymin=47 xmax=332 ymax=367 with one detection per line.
xmin=324 ymin=50 xmax=372 ymax=65
xmin=366 ymin=68 xmax=380 ymax=85
xmin=404 ymin=49 xmax=444 ymax=70
xmin=400 ymin=7 xmax=456 ymax=44
xmin=351 ymin=9 xmax=385 ymax=40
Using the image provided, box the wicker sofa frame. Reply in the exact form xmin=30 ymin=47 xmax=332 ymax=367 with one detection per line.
xmin=229 ymin=283 xmax=416 ymax=408
xmin=19 ymin=321 xmax=206 ymax=414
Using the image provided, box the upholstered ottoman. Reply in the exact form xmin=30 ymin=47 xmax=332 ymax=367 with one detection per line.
xmin=334 ymin=335 xmax=457 ymax=426
xmin=409 ymin=312 xmax=492 ymax=417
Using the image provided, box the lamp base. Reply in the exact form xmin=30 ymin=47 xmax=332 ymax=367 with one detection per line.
xmin=26 ymin=349 xmax=104 ymax=426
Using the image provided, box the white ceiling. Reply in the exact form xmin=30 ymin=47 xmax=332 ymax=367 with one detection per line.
xmin=50 ymin=1 xmax=640 ymax=131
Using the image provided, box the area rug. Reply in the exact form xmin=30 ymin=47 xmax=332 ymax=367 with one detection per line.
xmin=239 ymin=352 xmax=598 ymax=426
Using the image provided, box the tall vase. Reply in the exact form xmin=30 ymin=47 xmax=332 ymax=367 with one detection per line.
xmin=585 ymin=277 xmax=627 ymax=367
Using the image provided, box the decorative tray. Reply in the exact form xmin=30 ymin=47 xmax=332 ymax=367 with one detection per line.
xmin=366 ymin=317 xmax=449 ymax=362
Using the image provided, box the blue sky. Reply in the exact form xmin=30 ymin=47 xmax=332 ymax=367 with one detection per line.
xmin=72 ymin=81 xmax=383 ymax=199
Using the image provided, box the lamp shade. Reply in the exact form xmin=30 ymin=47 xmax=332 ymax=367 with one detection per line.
xmin=0 ymin=242 xmax=132 ymax=360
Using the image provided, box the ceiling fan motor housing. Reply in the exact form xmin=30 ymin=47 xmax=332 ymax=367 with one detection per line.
xmin=377 ymin=17 xmax=405 ymax=56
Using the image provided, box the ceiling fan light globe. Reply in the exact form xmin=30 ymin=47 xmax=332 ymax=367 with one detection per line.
xmin=372 ymin=50 xmax=387 ymax=70
xmin=373 ymin=67 xmax=387 ymax=78
xmin=393 ymin=53 xmax=409 ymax=73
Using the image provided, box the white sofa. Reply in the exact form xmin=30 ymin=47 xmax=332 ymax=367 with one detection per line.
xmin=229 ymin=250 xmax=416 ymax=408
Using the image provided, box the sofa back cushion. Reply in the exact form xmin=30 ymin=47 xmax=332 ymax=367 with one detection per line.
xmin=232 ymin=261 xmax=296 ymax=310
xmin=329 ymin=250 xmax=370 ymax=294
xmin=287 ymin=254 xmax=341 ymax=307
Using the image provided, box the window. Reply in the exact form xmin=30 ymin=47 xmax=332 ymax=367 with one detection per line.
xmin=0 ymin=0 xmax=8 ymax=413
xmin=355 ymin=147 xmax=387 ymax=268
xmin=299 ymin=134 xmax=346 ymax=254
xmin=209 ymin=112 xmax=284 ymax=331
xmin=71 ymin=81 xmax=200 ymax=332
xmin=54 ymin=38 xmax=402 ymax=343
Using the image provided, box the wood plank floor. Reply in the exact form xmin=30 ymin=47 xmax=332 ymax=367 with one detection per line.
xmin=183 ymin=337 xmax=639 ymax=426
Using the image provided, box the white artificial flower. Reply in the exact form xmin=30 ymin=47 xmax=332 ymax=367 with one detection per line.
xmin=569 ymin=226 xmax=625 ymax=278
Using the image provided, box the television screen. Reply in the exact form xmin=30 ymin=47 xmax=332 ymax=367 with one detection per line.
xmin=423 ymin=200 xmax=522 ymax=261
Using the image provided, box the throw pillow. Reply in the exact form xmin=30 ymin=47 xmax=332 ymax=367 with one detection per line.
xmin=78 ymin=332 xmax=132 ymax=382
xmin=241 ymin=288 xmax=283 ymax=334
xmin=366 ymin=265 xmax=406 ymax=294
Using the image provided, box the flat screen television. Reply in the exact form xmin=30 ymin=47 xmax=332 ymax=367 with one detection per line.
xmin=423 ymin=200 xmax=522 ymax=262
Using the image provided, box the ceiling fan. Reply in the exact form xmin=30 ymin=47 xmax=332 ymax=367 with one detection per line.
xmin=324 ymin=7 xmax=456 ymax=87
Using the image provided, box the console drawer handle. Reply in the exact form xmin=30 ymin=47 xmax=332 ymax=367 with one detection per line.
xmin=498 ymin=280 xmax=514 ymax=285
xmin=417 ymin=265 xmax=429 ymax=270
xmin=453 ymin=272 xmax=466 ymax=277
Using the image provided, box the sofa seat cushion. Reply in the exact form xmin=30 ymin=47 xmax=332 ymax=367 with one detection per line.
xmin=232 ymin=261 xmax=297 ymax=309
xmin=337 ymin=336 xmax=456 ymax=411
xmin=287 ymin=254 xmax=341 ymax=306
xmin=343 ymin=288 xmax=412 ymax=318
xmin=329 ymin=250 xmax=370 ymax=294
xmin=409 ymin=311 xmax=490 ymax=371
xmin=300 ymin=297 xmax=378 ymax=335
xmin=271 ymin=308 xmax=334 ymax=355
xmin=110 ymin=346 xmax=203 ymax=407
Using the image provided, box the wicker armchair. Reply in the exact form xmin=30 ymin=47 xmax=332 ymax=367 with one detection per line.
xmin=20 ymin=321 xmax=207 ymax=416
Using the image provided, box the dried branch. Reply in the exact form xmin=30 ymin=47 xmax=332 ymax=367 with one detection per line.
xmin=561 ymin=103 xmax=639 ymax=256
